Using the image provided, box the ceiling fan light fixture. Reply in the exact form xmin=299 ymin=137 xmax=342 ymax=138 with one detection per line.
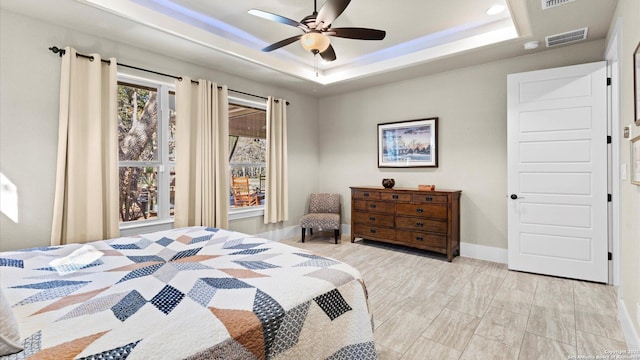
xmin=300 ymin=32 xmax=330 ymax=54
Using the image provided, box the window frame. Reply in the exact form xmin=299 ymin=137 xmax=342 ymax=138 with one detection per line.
xmin=228 ymin=95 xmax=267 ymax=221
xmin=117 ymin=74 xmax=176 ymax=231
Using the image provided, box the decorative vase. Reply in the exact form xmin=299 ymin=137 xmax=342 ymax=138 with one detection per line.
xmin=382 ymin=178 xmax=395 ymax=188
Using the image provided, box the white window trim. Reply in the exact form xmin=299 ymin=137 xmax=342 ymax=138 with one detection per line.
xmin=117 ymin=74 xmax=175 ymax=231
xmin=228 ymin=95 xmax=267 ymax=220
xmin=229 ymin=206 xmax=265 ymax=221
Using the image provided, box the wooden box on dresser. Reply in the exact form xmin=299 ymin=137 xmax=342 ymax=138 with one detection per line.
xmin=350 ymin=186 xmax=461 ymax=261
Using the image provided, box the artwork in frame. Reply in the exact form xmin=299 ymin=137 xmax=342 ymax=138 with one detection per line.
xmin=632 ymin=135 xmax=640 ymax=185
xmin=635 ymin=42 xmax=640 ymax=126
xmin=378 ymin=118 xmax=438 ymax=168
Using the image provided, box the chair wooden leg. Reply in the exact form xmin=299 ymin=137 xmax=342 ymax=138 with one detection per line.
xmin=334 ymin=229 xmax=339 ymax=244
xmin=301 ymin=228 xmax=305 ymax=243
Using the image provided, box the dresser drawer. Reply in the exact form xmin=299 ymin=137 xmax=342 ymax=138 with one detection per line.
xmin=353 ymin=224 xmax=396 ymax=240
xmin=354 ymin=199 xmax=395 ymax=213
xmin=380 ymin=192 xmax=411 ymax=201
xmin=396 ymin=203 xmax=447 ymax=219
xmin=396 ymin=216 xmax=447 ymax=234
xmin=396 ymin=230 xmax=446 ymax=249
xmin=353 ymin=212 xmax=395 ymax=227
xmin=353 ymin=190 xmax=380 ymax=200
xmin=411 ymin=193 xmax=447 ymax=203
xmin=351 ymin=187 xmax=461 ymax=262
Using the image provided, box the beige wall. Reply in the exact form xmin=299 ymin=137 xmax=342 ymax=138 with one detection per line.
xmin=317 ymin=40 xmax=605 ymax=250
xmin=1 ymin=1 xmax=638 ymax=343
xmin=609 ymin=0 xmax=640 ymax=339
xmin=0 ymin=10 xmax=320 ymax=251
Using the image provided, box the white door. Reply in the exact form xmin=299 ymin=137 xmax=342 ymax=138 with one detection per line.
xmin=507 ymin=61 xmax=608 ymax=283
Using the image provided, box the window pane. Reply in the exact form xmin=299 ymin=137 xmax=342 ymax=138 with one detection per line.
xmin=230 ymin=138 xmax=266 ymax=208
xmin=118 ymin=83 xmax=158 ymax=161
xmin=228 ymin=103 xmax=267 ymax=209
xmin=169 ymin=166 xmax=175 ymax=217
xmin=119 ymin=166 xmax=158 ymax=222
xmin=168 ymin=91 xmax=176 ymax=162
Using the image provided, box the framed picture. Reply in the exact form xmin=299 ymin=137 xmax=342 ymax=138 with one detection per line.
xmin=632 ymin=135 xmax=640 ymax=185
xmin=378 ymin=118 xmax=438 ymax=168
xmin=635 ymin=42 xmax=640 ymax=126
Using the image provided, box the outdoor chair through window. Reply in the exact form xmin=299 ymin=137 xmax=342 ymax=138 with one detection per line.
xmin=231 ymin=176 xmax=259 ymax=207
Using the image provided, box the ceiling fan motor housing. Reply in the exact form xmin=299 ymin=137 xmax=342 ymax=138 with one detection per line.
xmin=250 ymin=0 xmax=384 ymax=62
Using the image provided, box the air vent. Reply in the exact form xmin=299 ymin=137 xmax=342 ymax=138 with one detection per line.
xmin=546 ymin=27 xmax=588 ymax=47
xmin=542 ymin=0 xmax=575 ymax=10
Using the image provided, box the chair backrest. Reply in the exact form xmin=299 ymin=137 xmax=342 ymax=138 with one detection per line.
xmin=232 ymin=176 xmax=251 ymax=195
xmin=309 ymin=193 xmax=340 ymax=214
xmin=232 ymin=176 xmax=257 ymax=206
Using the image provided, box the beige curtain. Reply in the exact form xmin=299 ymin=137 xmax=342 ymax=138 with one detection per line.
xmin=174 ymin=77 xmax=229 ymax=228
xmin=264 ymin=97 xmax=288 ymax=224
xmin=51 ymin=47 xmax=119 ymax=245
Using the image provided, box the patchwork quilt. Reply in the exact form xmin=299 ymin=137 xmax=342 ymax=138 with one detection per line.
xmin=0 ymin=227 xmax=376 ymax=359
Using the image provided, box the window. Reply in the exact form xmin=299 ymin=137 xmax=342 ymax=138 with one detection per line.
xmin=117 ymin=77 xmax=175 ymax=226
xmin=228 ymin=99 xmax=267 ymax=215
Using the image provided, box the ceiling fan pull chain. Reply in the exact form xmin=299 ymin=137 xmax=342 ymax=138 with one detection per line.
xmin=315 ymin=55 xmax=319 ymax=77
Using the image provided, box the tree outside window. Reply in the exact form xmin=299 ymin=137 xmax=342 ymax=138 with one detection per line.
xmin=117 ymin=80 xmax=175 ymax=223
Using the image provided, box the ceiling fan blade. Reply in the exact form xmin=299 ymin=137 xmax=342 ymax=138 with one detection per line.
xmin=249 ymin=9 xmax=305 ymax=30
xmin=319 ymin=45 xmax=337 ymax=62
xmin=328 ymin=27 xmax=386 ymax=40
xmin=262 ymin=35 xmax=303 ymax=52
xmin=315 ymin=0 xmax=351 ymax=29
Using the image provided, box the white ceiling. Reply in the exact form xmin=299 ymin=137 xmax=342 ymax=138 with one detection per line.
xmin=0 ymin=0 xmax=618 ymax=97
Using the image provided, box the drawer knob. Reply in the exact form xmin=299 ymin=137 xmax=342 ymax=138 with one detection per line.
xmin=416 ymin=222 xmax=424 ymax=227
xmin=416 ymin=208 xmax=424 ymax=213
xmin=370 ymin=204 xmax=377 ymax=209
xmin=370 ymin=229 xmax=376 ymax=234
xmin=364 ymin=193 xmax=370 ymax=197
xmin=416 ymin=237 xmax=424 ymax=241
xmin=369 ymin=216 xmax=376 ymax=221
xmin=425 ymin=197 xmax=432 ymax=201
xmin=392 ymin=194 xmax=398 ymax=199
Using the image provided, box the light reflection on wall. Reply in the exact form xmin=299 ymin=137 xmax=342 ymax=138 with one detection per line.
xmin=1 ymin=172 xmax=19 ymax=223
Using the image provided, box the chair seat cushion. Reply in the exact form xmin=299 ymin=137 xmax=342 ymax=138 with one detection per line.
xmin=300 ymin=213 xmax=340 ymax=230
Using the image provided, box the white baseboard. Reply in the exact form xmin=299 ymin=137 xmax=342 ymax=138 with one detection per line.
xmin=460 ymin=242 xmax=508 ymax=264
xmin=619 ymin=299 xmax=640 ymax=350
xmin=255 ymin=225 xmax=299 ymax=242
xmin=344 ymin=225 xmax=509 ymax=264
xmin=344 ymin=224 xmax=508 ymax=264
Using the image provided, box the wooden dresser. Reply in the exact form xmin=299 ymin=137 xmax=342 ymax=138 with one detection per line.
xmin=350 ymin=186 xmax=461 ymax=261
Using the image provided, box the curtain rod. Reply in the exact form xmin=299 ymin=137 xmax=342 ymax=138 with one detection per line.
xmin=48 ymin=46 xmax=289 ymax=105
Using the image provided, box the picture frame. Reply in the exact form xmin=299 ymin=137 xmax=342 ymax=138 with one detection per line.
xmin=378 ymin=118 xmax=438 ymax=168
xmin=632 ymin=135 xmax=640 ymax=185
xmin=635 ymin=42 xmax=640 ymax=126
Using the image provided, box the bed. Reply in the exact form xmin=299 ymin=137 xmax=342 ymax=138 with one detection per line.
xmin=0 ymin=226 xmax=376 ymax=359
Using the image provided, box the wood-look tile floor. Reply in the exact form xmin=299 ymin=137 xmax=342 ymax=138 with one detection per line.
xmin=281 ymin=234 xmax=628 ymax=360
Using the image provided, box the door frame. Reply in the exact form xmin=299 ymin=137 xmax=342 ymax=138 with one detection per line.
xmin=605 ymin=18 xmax=622 ymax=287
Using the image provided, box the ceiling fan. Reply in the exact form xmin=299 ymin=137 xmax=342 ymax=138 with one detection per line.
xmin=248 ymin=0 xmax=386 ymax=62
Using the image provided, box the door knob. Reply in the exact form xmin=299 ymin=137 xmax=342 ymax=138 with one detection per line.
xmin=510 ymin=194 xmax=525 ymax=200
